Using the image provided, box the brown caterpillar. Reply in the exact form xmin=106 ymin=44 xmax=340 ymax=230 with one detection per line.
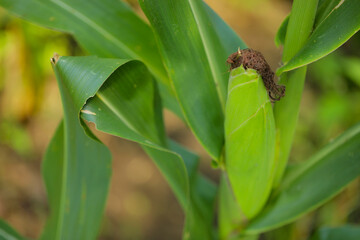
xmin=227 ymin=48 xmax=285 ymax=101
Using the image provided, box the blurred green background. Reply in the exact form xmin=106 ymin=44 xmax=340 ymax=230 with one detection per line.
xmin=0 ymin=0 xmax=359 ymax=239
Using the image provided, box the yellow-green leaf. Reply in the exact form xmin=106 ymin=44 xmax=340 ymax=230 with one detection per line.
xmin=225 ymin=66 xmax=276 ymax=219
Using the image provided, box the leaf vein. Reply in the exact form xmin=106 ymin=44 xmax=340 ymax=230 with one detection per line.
xmin=229 ymin=100 xmax=270 ymax=136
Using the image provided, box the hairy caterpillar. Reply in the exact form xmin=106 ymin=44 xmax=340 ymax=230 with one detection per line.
xmin=227 ymin=48 xmax=285 ymax=101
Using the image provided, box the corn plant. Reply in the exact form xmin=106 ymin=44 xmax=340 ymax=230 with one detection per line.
xmin=0 ymin=0 xmax=359 ymax=239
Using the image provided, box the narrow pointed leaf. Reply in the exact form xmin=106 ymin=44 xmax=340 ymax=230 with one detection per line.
xmin=139 ymin=0 xmax=246 ymax=160
xmin=0 ymin=220 xmax=25 ymax=240
xmin=245 ymin=122 xmax=360 ymax=234
xmin=225 ymin=66 xmax=276 ymax=219
xmin=277 ymin=0 xmax=360 ymax=75
xmin=275 ymin=15 xmax=289 ymax=47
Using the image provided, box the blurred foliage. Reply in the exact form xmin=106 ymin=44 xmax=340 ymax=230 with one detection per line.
xmin=0 ymin=8 xmax=83 ymax=156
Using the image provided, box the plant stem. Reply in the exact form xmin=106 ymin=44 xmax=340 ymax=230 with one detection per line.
xmin=273 ymin=0 xmax=319 ymax=186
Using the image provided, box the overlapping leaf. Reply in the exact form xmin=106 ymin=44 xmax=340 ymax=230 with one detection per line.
xmin=274 ymin=15 xmax=289 ymax=47
xmin=139 ymin=0 xmax=246 ymax=161
xmin=245 ymin=122 xmax=360 ymax=234
xmin=277 ymin=0 xmax=360 ymax=74
xmin=314 ymin=0 xmax=342 ymax=27
xmin=275 ymin=0 xmax=342 ymax=48
xmin=0 ymin=0 xmax=247 ymax=122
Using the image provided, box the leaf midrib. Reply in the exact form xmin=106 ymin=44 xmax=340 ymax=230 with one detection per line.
xmin=187 ymin=0 xmax=225 ymax=111
xmin=95 ymin=92 xmax=140 ymax=136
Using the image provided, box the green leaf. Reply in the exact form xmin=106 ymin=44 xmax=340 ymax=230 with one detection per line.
xmin=53 ymin=55 xmax=216 ymax=239
xmin=204 ymin=4 xmax=247 ymax=53
xmin=275 ymin=0 xmax=341 ymax=48
xmin=315 ymin=0 xmax=342 ymax=27
xmin=274 ymin=15 xmax=289 ymax=48
xmin=41 ymin=122 xmax=64 ymax=239
xmin=277 ymin=0 xmax=360 ymax=74
xmin=184 ymin=173 xmax=217 ymax=240
xmin=79 ymin=59 xmax=190 ymax=205
xmin=245 ymin=122 xmax=360 ymax=234
xmin=225 ymin=66 xmax=276 ymax=219
xmin=139 ymin=0 xmax=246 ymax=160
xmin=41 ymin=56 xmax=120 ymax=240
xmin=0 ymin=0 xmax=183 ymax=118
xmin=311 ymin=225 xmax=360 ymax=240
xmin=281 ymin=0 xmax=319 ymax=63
xmin=0 ymin=220 xmax=25 ymax=240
